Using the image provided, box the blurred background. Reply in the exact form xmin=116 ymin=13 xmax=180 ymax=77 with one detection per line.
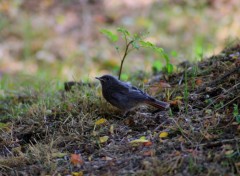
xmin=0 ymin=0 xmax=240 ymax=83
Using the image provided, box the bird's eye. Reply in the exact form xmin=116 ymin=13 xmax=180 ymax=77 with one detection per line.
xmin=106 ymin=77 xmax=110 ymax=80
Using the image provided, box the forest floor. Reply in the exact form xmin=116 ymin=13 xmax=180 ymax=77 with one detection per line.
xmin=0 ymin=44 xmax=240 ymax=175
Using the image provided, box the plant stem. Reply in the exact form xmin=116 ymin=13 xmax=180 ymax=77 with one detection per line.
xmin=118 ymin=40 xmax=133 ymax=80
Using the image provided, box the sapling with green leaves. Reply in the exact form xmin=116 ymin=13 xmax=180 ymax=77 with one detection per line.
xmin=100 ymin=27 xmax=174 ymax=80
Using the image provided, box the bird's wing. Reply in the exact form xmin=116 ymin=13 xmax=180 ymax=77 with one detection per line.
xmin=114 ymin=80 xmax=152 ymax=101
xmin=122 ymin=83 xmax=152 ymax=101
xmin=108 ymin=83 xmax=135 ymax=102
xmin=128 ymin=86 xmax=152 ymax=100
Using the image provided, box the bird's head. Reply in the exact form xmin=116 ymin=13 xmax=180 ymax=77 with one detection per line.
xmin=95 ymin=75 xmax=118 ymax=88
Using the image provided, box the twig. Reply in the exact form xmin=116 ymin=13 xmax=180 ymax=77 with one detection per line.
xmin=196 ymin=138 xmax=240 ymax=148
xmin=201 ymin=82 xmax=240 ymax=112
xmin=118 ymin=40 xmax=133 ymax=80
xmin=215 ymin=94 xmax=240 ymax=112
xmin=154 ymin=120 xmax=168 ymax=131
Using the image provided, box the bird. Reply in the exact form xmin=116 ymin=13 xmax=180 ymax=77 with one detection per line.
xmin=95 ymin=75 xmax=170 ymax=112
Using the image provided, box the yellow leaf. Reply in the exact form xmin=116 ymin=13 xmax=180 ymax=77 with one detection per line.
xmin=140 ymin=136 xmax=146 ymax=140
xmin=175 ymin=96 xmax=183 ymax=100
xmin=95 ymin=118 xmax=107 ymax=125
xmin=159 ymin=132 xmax=168 ymax=138
xmin=72 ymin=171 xmax=83 ymax=176
xmin=110 ymin=125 xmax=114 ymax=134
xmin=99 ymin=136 xmax=109 ymax=143
xmin=88 ymin=155 xmax=93 ymax=161
xmin=130 ymin=138 xmax=149 ymax=143
xmin=52 ymin=152 xmax=67 ymax=158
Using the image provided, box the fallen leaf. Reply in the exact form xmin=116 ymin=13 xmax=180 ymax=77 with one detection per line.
xmin=70 ymin=154 xmax=83 ymax=166
xmin=140 ymin=136 xmax=146 ymax=140
xmin=175 ymin=96 xmax=183 ymax=100
xmin=143 ymin=141 xmax=153 ymax=146
xmin=109 ymin=125 xmax=114 ymax=134
xmin=195 ymin=78 xmax=203 ymax=86
xmin=52 ymin=152 xmax=67 ymax=158
xmin=95 ymin=118 xmax=107 ymax=125
xmin=170 ymin=100 xmax=183 ymax=106
xmin=99 ymin=136 xmax=109 ymax=143
xmin=72 ymin=171 xmax=83 ymax=176
xmin=159 ymin=132 xmax=168 ymax=138
xmin=88 ymin=155 xmax=93 ymax=161
xmin=130 ymin=136 xmax=149 ymax=143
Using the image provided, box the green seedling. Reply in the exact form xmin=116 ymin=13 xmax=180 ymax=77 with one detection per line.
xmin=100 ymin=27 xmax=173 ymax=80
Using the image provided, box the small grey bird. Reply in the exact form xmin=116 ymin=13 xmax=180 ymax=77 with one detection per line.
xmin=96 ymin=75 xmax=170 ymax=112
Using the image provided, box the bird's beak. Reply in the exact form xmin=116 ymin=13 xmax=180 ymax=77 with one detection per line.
xmin=95 ymin=77 xmax=104 ymax=81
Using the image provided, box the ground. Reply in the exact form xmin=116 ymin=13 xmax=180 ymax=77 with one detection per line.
xmin=0 ymin=44 xmax=239 ymax=175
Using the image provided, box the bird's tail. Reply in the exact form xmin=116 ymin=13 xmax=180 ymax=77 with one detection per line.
xmin=145 ymin=99 xmax=170 ymax=109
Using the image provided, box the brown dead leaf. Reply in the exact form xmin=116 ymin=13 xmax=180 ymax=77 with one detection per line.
xmin=70 ymin=154 xmax=84 ymax=166
xmin=170 ymin=100 xmax=183 ymax=106
xmin=143 ymin=141 xmax=153 ymax=147
xmin=195 ymin=78 xmax=203 ymax=86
